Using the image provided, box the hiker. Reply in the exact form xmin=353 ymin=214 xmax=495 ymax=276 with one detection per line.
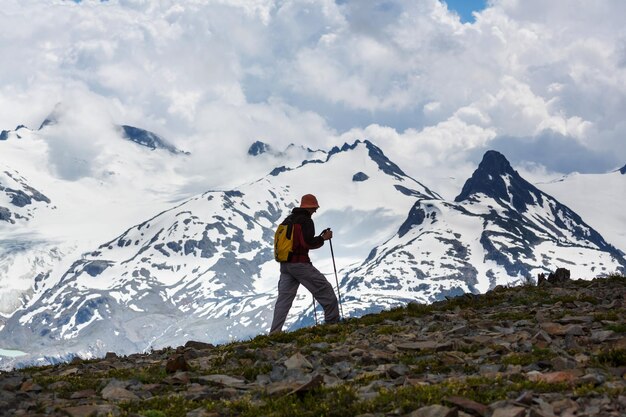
xmin=270 ymin=194 xmax=340 ymax=333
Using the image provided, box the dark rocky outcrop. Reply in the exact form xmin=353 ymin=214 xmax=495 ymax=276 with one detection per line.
xmin=352 ymin=172 xmax=369 ymax=182
xmin=248 ymin=141 xmax=272 ymax=156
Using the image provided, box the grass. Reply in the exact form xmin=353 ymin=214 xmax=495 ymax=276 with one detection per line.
xmin=501 ymin=348 xmax=556 ymax=367
xmin=490 ymin=310 xmax=536 ymax=321
xmin=120 ymin=394 xmax=206 ymax=417
xmin=606 ymin=323 xmax=626 ymax=333
xmin=119 ymin=375 xmax=574 ymax=417
xmin=32 ymin=363 xmax=168 ymax=398
xmin=595 ymin=349 xmax=626 ymax=367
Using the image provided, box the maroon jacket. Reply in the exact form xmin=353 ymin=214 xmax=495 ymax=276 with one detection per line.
xmin=281 ymin=208 xmax=324 ymax=263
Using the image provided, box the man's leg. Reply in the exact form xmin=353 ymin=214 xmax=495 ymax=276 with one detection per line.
xmin=269 ymin=264 xmax=300 ymax=334
xmin=287 ymin=263 xmax=340 ymax=324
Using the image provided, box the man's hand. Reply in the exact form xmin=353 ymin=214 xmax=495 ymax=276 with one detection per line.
xmin=321 ymin=228 xmax=333 ymax=240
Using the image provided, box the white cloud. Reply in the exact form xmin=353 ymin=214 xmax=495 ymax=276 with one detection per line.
xmin=0 ymin=0 xmax=625 ymax=189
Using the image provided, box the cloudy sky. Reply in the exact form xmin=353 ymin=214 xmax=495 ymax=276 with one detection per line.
xmin=1 ymin=0 xmax=625 ymax=195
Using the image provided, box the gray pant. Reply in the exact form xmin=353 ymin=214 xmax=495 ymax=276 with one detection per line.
xmin=269 ymin=262 xmax=340 ymax=333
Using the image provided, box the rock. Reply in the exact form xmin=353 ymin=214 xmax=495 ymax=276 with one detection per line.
xmin=479 ymin=364 xmax=502 ymax=375
xmin=63 ymin=405 xmax=120 ymax=417
xmin=514 ymin=391 xmax=533 ymax=405
xmin=185 ymin=340 xmax=215 ymax=350
xmin=396 ymin=341 xmax=439 ymax=351
xmin=288 ymin=374 xmax=324 ymax=396
xmin=537 ymin=273 xmax=546 ymax=285
xmin=0 ymin=376 xmax=24 ymax=391
xmin=166 ymin=354 xmax=190 ymax=374
xmin=444 ymin=396 xmax=489 ymax=416
xmin=101 ymin=385 xmax=139 ymax=401
xmin=284 ymin=352 xmax=313 ymax=371
xmin=578 ymin=372 xmax=605 ymax=386
xmin=48 ymin=381 xmax=72 ymax=391
xmin=19 ymin=380 xmax=42 ymax=392
xmin=491 ymin=406 xmax=525 ymax=417
xmin=218 ymin=387 xmax=240 ymax=399
xmin=164 ymin=371 xmax=191 ymax=385
xmin=197 ymin=374 xmax=247 ymax=388
xmin=540 ymin=323 xmax=567 ymax=336
xmin=556 ymin=315 xmax=594 ymax=324
xmin=310 ymin=342 xmax=330 ymax=350
xmin=388 ymin=364 xmax=410 ymax=378
xmin=591 ymin=330 xmax=615 ymax=342
xmin=266 ymin=381 xmax=301 ymax=396
xmin=255 ymin=374 xmax=272 ymax=386
xmin=361 ymin=349 xmax=395 ymax=365
xmin=406 ymin=404 xmax=458 ymax=417
xmin=330 ymin=361 xmax=353 ymax=379
xmin=528 ymin=408 xmax=554 ymax=417
xmin=0 ymin=389 xmax=17 ymax=406
xmin=550 ymin=356 xmax=576 ymax=370
xmin=547 ymin=268 xmax=570 ymax=283
xmin=269 ymin=365 xmax=286 ymax=382
xmin=183 ymin=384 xmax=213 ymax=401
xmin=532 ymin=330 xmax=552 ymax=343
xmin=350 ymin=348 xmax=367 ymax=357
xmin=608 ymin=366 xmax=626 ymax=378
xmin=550 ymin=398 xmax=578 ymax=414
xmin=322 ymin=374 xmax=342 ymax=387
xmin=526 ymin=371 xmax=578 ymax=384
xmin=563 ymin=324 xmax=585 ymax=336
xmin=563 ymin=334 xmax=580 ymax=350
xmin=358 ymin=380 xmax=395 ymax=401
xmin=70 ymin=389 xmax=96 ymax=399
xmin=104 ymin=352 xmax=118 ymax=360
xmin=184 ymin=349 xmax=201 ymax=361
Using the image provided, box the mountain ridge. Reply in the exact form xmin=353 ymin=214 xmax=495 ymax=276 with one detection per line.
xmin=1 ymin=139 xmax=434 ymax=366
xmin=1 ymin=134 xmax=624 ymax=370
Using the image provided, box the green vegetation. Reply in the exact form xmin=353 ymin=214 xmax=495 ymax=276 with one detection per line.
xmin=606 ymin=323 xmax=626 ymax=333
xmin=595 ymin=349 xmax=626 ymax=367
xmin=120 ymin=395 xmax=205 ymax=417
xmin=501 ymin=348 xmax=556 ymax=366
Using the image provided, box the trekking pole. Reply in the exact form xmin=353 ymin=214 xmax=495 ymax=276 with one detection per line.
xmin=328 ymin=237 xmax=344 ymax=320
xmin=311 ymin=295 xmax=318 ymax=326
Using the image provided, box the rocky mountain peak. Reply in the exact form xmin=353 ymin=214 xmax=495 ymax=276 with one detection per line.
xmin=38 ymin=103 xmax=65 ymax=130
xmin=455 ymin=150 xmax=538 ymax=212
xmin=248 ymin=141 xmax=272 ymax=156
xmin=120 ymin=125 xmax=187 ymax=154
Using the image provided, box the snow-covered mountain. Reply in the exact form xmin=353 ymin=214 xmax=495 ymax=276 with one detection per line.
xmin=1 ymin=134 xmax=624 ymax=369
xmin=535 ymin=165 xmax=626 ymax=255
xmin=0 ymin=166 xmax=52 ymax=225
xmin=340 ymin=150 xmax=625 ymax=315
xmin=119 ymin=125 xmax=188 ymax=155
xmin=0 ymin=140 xmax=438 ymax=367
xmin=0 ymin=118 xmax=191 ymax=322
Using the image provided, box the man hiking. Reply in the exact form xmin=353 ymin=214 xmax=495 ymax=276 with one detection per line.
xmin=270 ymin=194 xmax=340 ymax=333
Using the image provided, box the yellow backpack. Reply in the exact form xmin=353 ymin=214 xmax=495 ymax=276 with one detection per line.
xmin=274 ymin=222 xmax=294 ymax=262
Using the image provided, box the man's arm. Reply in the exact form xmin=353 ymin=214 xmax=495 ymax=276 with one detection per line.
xmin=301 ymin=218 xmax=325 ymax=249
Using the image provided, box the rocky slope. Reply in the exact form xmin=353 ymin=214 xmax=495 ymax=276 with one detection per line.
xmin=0 ymin=274 xmax=624 ymax=417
